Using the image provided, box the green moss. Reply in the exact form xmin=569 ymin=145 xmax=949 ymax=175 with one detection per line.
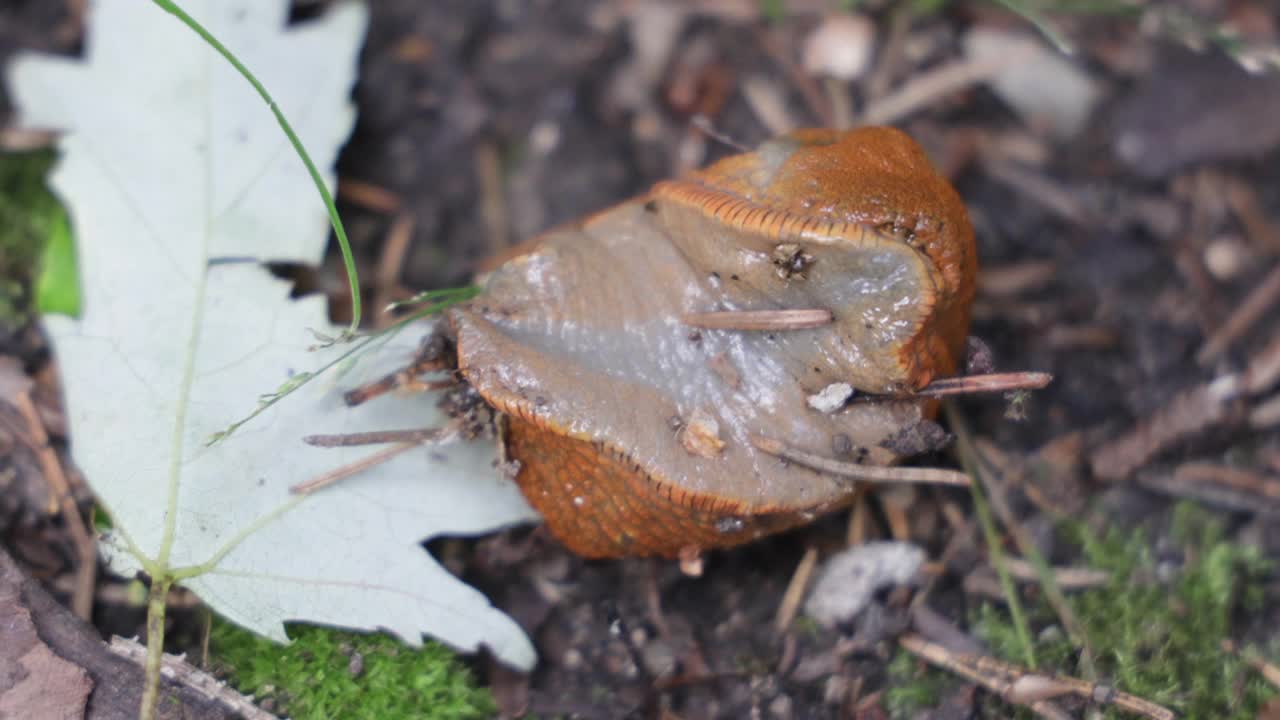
xmin=885 ymin=648 xmax=953 ymax=719
xmin=0 ymin=150 xmax=78 ymax=323
xmin=211 ymin=618 xmax=496 ymax=720
xmin=970 ymin=502 xmax=1276 ymax=719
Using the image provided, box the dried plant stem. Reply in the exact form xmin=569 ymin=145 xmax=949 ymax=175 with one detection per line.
xmin=691 ymin=114 xmax=749 ymax=152
xmin=943 ymin=401 xmax=1037 ymax=669
xmin=304 ymin=427 xmax=451 ymax=447
xmin=290 ymin=441 xmax=423 ymax=494
xmin=962 ymin=420 xmax=1098 ymax=680
xmin=899 ymin=633 xmax=1174 ymax=720
xmin=750 ymin=434 xmax=971 ymax=487
xmin=917 ymin=371 xmax=1053 ymax=397
xmin=139 ymin=575 xmax=174 ymax=720
xmin=12 ymin=390 xmax=95 ymax=619
xmin=681 ymin=309 xmax=833 ymax=331
xmin=773 ymin=546 xmax=819 ymax=633
xmin=1198 ymin=263 xmax=1280 ymax=364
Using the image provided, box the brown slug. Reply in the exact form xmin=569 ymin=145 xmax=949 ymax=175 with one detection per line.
xmin=436 ymin=126 xmax=977 ymax=559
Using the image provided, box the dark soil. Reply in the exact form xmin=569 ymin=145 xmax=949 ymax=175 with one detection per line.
xmin=4 ymin=1 xmax=1280 ymax=718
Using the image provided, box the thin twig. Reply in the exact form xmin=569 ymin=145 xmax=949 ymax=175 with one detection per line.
xmin=290 ymin=442 xmax=422 ymax=494
xmin=755 ymin=26 xmax=832 ymax=127
xmin=11 ymin=389 xmax=96 ymax=620
xmin=899 ymin=633 xmax=1175 ymax=720
xmin=110 ymin=636 xmax=279 ymax=720
xmin=373 ymin=213 xmax=414 ymax=330
xmin=344 ymin=376 xmax=455 ymax=406
xmin=1242 ymin=332 xmax=1280 ymax=395
xmin=750 ymin=434 xmax=971 ymax=487
xmin=1197 ymin=263 xmax=1280 ymax=365
xmin=1091 ymin=375 xmax=1243 ymax=481
xmin=864 ymin=2 xmax=910 ymax=101
xmin=337 ymin=177 xmax=401 ymax=213
xmin=1136 ymin=461 xmax=1280 ymax=517
xmin=966 ymin=426 xmax=1098 ymax=680
xmin=304 ymin=427 xmax=451 ymax=447
xmin=1223 ymin=639 xmax=1280 ymax=689
xmin=476 ymin=140 xmax=510 ymax=257
xmin=915 ymin=372 xmax=1053 ymax=397
xmin=982 ymin=156 xmax=1094 ymax=227
xmin=978 ymin=261 xmax=1057 ymax=297
xmin=1224 ymin=177 xmax=1280 ymax=254
xmin=860 ymin=52 xmax=1030 ymax=126
xmin=1252 ymin=393 xmax=1280 ymax=429
xmin=943 ymin=401 xmax=1036 ymax=669
xmin=681 ymin=309 xmax=832 ymax=331
xmin=774 ymin=546 xmax=819 ymax=633
xmin=691 ymin=114 xmax=749 ymax=152
xmin=1001 ymin=556 xmax=1109 ymax=590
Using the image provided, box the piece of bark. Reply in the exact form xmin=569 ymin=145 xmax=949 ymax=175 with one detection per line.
xmin=0 ymin=600 xmax=92 ymax=720
xmin=0 ymin=547 xmax=233 ymax=719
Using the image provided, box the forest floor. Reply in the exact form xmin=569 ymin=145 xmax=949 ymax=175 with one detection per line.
xmin=3 ymin=1 xmax=1280 ymax=718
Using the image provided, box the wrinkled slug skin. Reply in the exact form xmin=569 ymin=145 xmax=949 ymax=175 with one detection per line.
xmin=448 ymin=127 xmax=977 ymax=558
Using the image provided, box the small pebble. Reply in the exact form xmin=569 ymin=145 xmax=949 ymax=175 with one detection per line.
xmin=1204 ymin=235 xmax=1249 ymax=281
xmin=768 ymin=694 xmax=794 ymax=719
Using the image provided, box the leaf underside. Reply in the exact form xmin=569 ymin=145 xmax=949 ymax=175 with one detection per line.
xmin=9 ymin=0 xmax=539 ymax=669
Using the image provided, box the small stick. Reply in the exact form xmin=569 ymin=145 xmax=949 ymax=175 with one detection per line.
xmin=11 ymin=389 xmax=96 ymax=621
xmin=304 ymin=428 xmax=451 ymax=448
xmin=1001 ymin=557 xmax=1109 ymax=590
xmin=899 ymin=633 xmax=1071 ymax=720
xmin=755 ymin=26 xmax=833 ymax=128
xmin=337 ymin=177 xmax=401 ymax=213
xmin=1223 ymin=639 xmax=1280 ymax=689
xmin=773 ymin=546 xmax=819 ymax=633
xmin=109 ymin=636 xmax=277 ymax=720
xmin=899 ymin=633 xmax=1175 ymax=720
xmin=1252 ymin=393 xmax=1280 ymax=429
xmin=955 ymin=407 xmax=1097 ymax=679
xmin=1243 ymin=332 xmax=1280 ymax=395
xmin=860 ymin=52 xmax=1027 ymax=126
xmin=290 ymin=442 xmax=420 ymax=495
xmin=978 ymin=261 xmax=1058 ymax=297
xmin=845 ymin=488 xmax=870 ymax=546
xmin=343 ymin=373 xmax=454 ymax=407
xmin=750 ymin=434 xmax=971 ymax=487
xmin=1197 ymin=263 xmax=1280 ymax=365
xmin=681 ymin=309 xmax=832 ymax=331
xmin=915 ymin=372 xmax=1053 ymax=397
xmin=690 ymin=114 xmax=749 ymax=153
xmin=373 ymin=212 xmax=415 ymax=329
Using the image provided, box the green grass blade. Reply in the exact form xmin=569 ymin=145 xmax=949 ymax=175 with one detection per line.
xmin=149 ymin=0 xmax=363 ymax=337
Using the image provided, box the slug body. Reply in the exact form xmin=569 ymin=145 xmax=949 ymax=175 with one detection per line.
xmin=446 ymin=127 xmax=976 ymax=558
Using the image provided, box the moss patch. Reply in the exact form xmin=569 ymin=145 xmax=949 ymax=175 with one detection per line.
xmin=890 ymin=503 xmax=1277 ymax=719
xmin=885 ymin=648 xmax=952 ymax=717
xmin=211 ymin=619 xmax=496 ymax=720
xmin=985 ymin=504 xmax=1275 ymax=718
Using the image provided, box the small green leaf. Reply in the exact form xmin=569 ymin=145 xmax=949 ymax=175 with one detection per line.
xmin=35 ymin=209 xmax=80 ymax=316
